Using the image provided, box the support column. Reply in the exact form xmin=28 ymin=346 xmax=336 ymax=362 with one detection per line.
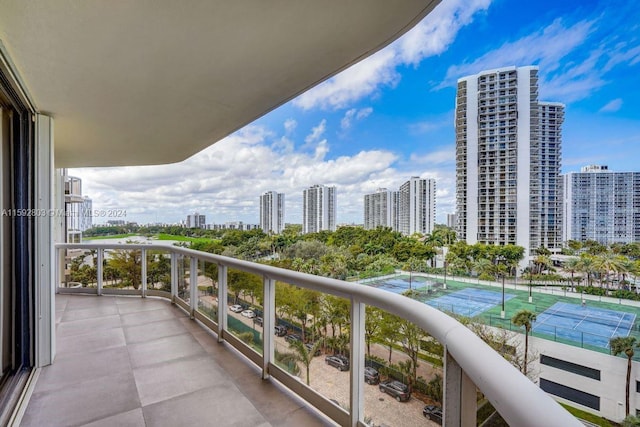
xmin=140 ymin=249 xmax=147 ymax=298
xmin=262 ymin=277 xmax=275 ymax=379
xmin=34 ymin=114 xmax=54 ymax=367
xmin=349 ymin=298 xmax=365 ymax=427
xmin=217 ymin=264 xmax=227 ymax=343
xmin=170 ymin=253 xmax=178 ymax=303
xmin=444 ymin=348 xmax=477 ymax=427
xmin=189 ymin=257 xmax=197 ymax=318
xmin=97 ymin=249 xmax=103 ymax=296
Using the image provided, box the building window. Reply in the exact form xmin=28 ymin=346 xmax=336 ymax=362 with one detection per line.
xmin=540 ymin=355 xmax=601 ymax=380
xmin=540 ymin=378 xmax=599 ymax=410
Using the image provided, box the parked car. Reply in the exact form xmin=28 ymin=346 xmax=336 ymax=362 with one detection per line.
xmin=229 ymin=304 xmax=243 ymax=313
xmin=325 ymin=355 xmax=349 ymax=371
xmin=284 ymin=333 xmax=302 ymax=343
xmin=274 ymin=325 xmax=287 ymax=337
xmin=422 ymin=405 xmax=443 ymax=425
xmin=304 ymin=342 xmax=321 ymax=356
xmin=241 ymin=309 xmax=256 ymax=318
xmin=379 ymin=379 xmax=411 ymax=402
xmin=254 ymin=316 xmax=263 ymax=327
xmin=364 ymin=367 xmax=380 ymax=385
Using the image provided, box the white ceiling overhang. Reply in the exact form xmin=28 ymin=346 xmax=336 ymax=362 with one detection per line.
xmin=0 ymin=1 xmax=440 ymax=167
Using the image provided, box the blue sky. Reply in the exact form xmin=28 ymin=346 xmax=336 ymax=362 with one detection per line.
xmin=73 ymin=0 xmax=640 ymax=227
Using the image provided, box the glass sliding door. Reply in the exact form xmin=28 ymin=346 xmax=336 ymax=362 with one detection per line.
xmin=0 ymin=60 xmax=36 ymax=423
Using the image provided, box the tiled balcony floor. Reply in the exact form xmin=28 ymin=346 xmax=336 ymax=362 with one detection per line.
xmin=21 ymin=294 xmax=331 ymax=427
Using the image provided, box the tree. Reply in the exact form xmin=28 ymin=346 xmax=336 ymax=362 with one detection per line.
xmin=109 ymin=249 xmax=142 ymax=289
xmin=511 ymin=310 xmax=537 ymax=376
xmin=289 ymin=339 xmax=322 ymax=386
xmin=398 ymin=319 xmax=425 ymax=388
xmin=563 ymin=257 xmax=580 ymax=290
xmin=610 ymin=336 xmax=638 ymax=417
xmin=364 ymin=306 xmax=383 ymax=357
xmin=378 ymin=312 xmax=402 ymax=364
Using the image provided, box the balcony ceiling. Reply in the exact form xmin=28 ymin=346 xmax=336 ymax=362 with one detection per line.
xmin=0 ymin=1 xmax=440 ymax=167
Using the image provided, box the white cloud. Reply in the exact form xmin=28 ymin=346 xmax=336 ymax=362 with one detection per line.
xmin=304 ymin=119 xmax=327 ymax=144
xmin=340 ymin=107 xmax=373 ymax=130
xmin=293 ymin=0 xmax=491 ymax=110
xmin=72 ymin=125 xmax=404 ymax=225
xmin=284 ymin=118 xmax=297 ymax=134
xmin=599 ymin=98 xmax=623 ymax=112
xmin=409 ymin=146 xmax=455 ymax=165
xmin=439 ymin=15 xmax=640 ymax=103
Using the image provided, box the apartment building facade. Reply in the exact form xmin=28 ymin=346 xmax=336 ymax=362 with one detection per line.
xmin=455 ymin=65 xmax=564 ymax=258
xmin=186 ymin=212 xmax=206 ymax=229
xmin=563 ymin=165 xmax=640 ymax=245
xmin=398 ymin=177 xmax=436 ymax=236
xmin=260 ymin=191 xmax=285 ymax=234
xmin=302 ymin=184 xmax=336 ymax=234
xmin=363 ymin=188 xmax=399 ymax=230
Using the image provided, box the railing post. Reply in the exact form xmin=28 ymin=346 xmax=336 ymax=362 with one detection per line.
xmin=349 ymin=298 xmax=365 ymax=427
xmin=97 ymin=248 xmax=103 ymax=296
xmin=141 ymin=248 xmax=147 ymax=298
xmin=170 ymin=253 xmax=178 ymax=303
xmin=217 ymin=264 xmax=227 ymax=343
xmin=262 ymin=277 xmax=275 ymax=380
xmin=444 ymin=348 xmax=476 ymax=427
xmin=190 ymin=257 xmax=197 ymax=318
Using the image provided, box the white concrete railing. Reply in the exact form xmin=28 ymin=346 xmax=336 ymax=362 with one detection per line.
xmin=55 ymin=243 xmax=580 ymax=427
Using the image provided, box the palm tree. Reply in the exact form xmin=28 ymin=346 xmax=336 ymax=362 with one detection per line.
xmin=563 ymin=257 xmax=580 ymax=291
xmin=576 ymin=254 xmax=597 ymax=287
xmin=511 ymin=309 xmax=537 ymax=376
xmin=289 ymin=339 xmax=322 ymax=386
xmin=594 ymin=252 xmax=625 ymax=290
xmin=610 ymin=336 xmax=638 ymax=416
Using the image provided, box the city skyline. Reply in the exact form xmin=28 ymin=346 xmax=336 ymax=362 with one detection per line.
xmin=70 ymin=0 xmax=640 ymax=226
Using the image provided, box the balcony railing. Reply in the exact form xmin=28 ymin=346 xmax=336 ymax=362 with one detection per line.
xmin=55 ymin=243 xmax=579 ymax=427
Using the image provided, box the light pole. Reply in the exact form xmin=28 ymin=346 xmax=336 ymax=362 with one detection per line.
xmin=528 ymin=260 xmax=533 ymax=303
xmin=495 ymin=255 xmax=506 ymax=319
xmin=501 ymin=272 xmax=506 ymax=319
xmin=443 ymin=261 xmax=448 ymax=290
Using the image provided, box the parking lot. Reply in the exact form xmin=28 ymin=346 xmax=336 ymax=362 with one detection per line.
xmin=220 ymin=302 xmax=440 ymax=427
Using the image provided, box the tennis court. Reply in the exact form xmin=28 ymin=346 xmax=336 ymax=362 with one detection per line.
xmin=364 ymin=276 xmax=433 ymax=294
xmin=532 ymin=301 xmax=636 ymax=349
xmin=426 ymin=288 xmax=516 ymax=317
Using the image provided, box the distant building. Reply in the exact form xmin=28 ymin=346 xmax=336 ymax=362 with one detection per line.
xmin=562 ymin=165 xmax=640 ymax=245
xmin=363 ymin=188 xmax=399 ymax=230
xmin=398 ymin=177 xmax=436 ymax=236
xmin=455 ymin=65 xmax=564 ymax=258
xmin=80 ymin=196 xmax=93 ymax=231
xmin=446 ymin=213 xmax=457 ymax=229
xmin=260 ymin=191 xmax=285 ymax=234
xmin=302 ymin=184 xmax=336 ymax=233
xmin=186 ymin=212 xmax=206 ymax=229
xmin=63 ymin=174 xmax=84 ymax=243
xmin=208 ymin=221 xmax=259 ymax=231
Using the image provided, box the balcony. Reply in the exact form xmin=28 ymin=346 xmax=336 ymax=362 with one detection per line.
xmin=14 ymin=243 xmax=582 ymax=426
xmin=22 ymin=294 xmax=324 ymax=427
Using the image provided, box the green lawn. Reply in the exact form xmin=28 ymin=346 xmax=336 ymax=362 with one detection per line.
xmin=156 ymin=233 xmax=217 ymax=244
xmin=84 ymin=233 xmax=137 ymax=240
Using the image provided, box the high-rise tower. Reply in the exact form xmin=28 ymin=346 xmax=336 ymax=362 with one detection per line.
xmin=398 ymin=177 xmax=436 ymax=236
xmin=363 ymin=188 xmax=399 ymax=231
xmin=302 ymin=185 xmax=336 ymax=234
xmin=455 ymin=66 xmax=563 ymax=258
xmin=260 ymin=191 xmax=285 ymax=234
